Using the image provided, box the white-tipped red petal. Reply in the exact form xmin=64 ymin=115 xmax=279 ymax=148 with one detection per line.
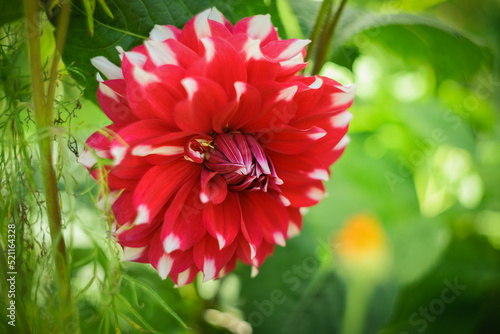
xmin=133 ymin=160 xmax=200 ymax=226
xmin=160 ymin=179 xmax=206 ymax=253
xmin=171 ymin=265 xmax=199 ymax=287
xmin=233 ymin=14 xmax=278 ymax=46
xmin=261 ymin=39 xmax=310 ymax=62
xmin=91 ymin=56 xmax=124 ymax=80
xmin=203 ymin=192 xmax=240 ymax=249
xmin=193 ymin=235 xmax=237 ymax=282
xmin=149 ymin=24 xmax=181 ymax=41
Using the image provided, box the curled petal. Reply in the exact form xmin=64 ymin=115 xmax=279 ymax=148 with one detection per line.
xmin=200 ymin=168 xmax=228 ymax=204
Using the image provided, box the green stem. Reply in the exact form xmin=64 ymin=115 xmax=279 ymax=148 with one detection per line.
xmin=305 ymin=0 xmax=335 ymax=74
xmin=23 ymin=0 xmax=79 ymax=331
xmin=46 ymin=0 xmax=72 ymax=126
xmin=341 ymin=277 xmax=372 ymax=334
xmin=311 ymin=0 xmax=349 ymax=75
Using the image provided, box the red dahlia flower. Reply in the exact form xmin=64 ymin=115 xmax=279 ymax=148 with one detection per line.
xmin=80 ymin=8 xmax=355 ymax=286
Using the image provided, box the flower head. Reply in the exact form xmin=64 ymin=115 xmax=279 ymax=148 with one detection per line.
xmin=333 ymin=214 xmax=391 ymax=280
xmin=80 ymin=8 xmax=355 ymax=285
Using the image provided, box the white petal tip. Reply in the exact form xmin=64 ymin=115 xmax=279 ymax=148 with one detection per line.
xmin=133 ymin=205 xmax=150 ymax=225
xmin=163 ymin=234 xmax=181 ymax=253
xmin=157 ymin=254 xmax=173 ymax=279
xmin=200 ymin=192 xmax=209 ymax=204
xmin=273 ymin=232 xmax=286 ymax=247
xmin=121 ymin=246 xmax=146 ymax=262
xmin=203 ymin=258 xmax=217 ymax=282
xmin=216 ymin=234 xmax=226 ymax=249
xmin=333 ymin=135 xmax=351 ymax=151
xmin=308 ymin=169 xmax=329 ymax=181
xmin=251 ymin=266 xmax=259 ymax=278
xmin=279 ymin=195 xmax=291 ymax=207
xmin=287 ymin=223 xmax=301 ymax=238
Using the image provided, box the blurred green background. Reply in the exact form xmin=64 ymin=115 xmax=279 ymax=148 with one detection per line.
xmin=1 ymin=0 xmax=499 ymax=333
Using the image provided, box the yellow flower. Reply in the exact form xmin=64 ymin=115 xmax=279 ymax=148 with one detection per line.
xmin=333 ymin=213 xmax=391 ymax=280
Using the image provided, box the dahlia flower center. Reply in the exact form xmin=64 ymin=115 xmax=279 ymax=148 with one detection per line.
xmin=186 ymin=132 xmax=282 ymax=192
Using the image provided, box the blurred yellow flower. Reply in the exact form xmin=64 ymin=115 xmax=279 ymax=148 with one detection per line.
xmin=333 ymin=213 xmax=391 ymax=280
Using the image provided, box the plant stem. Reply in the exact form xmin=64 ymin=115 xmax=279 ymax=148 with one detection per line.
xmin=341 ymin=277 xmax=372 ymax=334
xmin=23 ymin=0 xmax=79 ymax=331
xmin=46 ymin=0 xmax=72 ymax=125
xmin=305 ymin=0 xmax=335 ymax=74
xmin=311 ymin=0 xmax=349 ymax=75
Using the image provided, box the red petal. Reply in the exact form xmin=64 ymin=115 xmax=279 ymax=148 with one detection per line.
xmin=174 ymin=76 xmax=228 ymax=133
xmin=200 ymin=168 xmax=228 ymax=204
xmin=112 ymin=152 xmax=153 ymax=179
xmin=241 ymin=82 xmax=298 ymax=132
xmin=133 ymin=160 xmax=200 ymax=225
xmin=226 ymin=82 xmax=262 ymax=131
xmin=292 ymin=111 xmax=352 ymax=166
xmin=203 ymin=192 xmax=240 ymax=249
xmin=170 ymin=265 xmax=199 ymax=286
xmin=287 ymin=207 xmax=303 ymax=238
xmin=187 ymin=37 xmax=247 ymax=97
xmin=150 ymin=233 xmax=194 ymax=279
xmin=216 ymin=254 xmax=238 ymax=279
xmin=123 ymin=54 xmax=186 ymax=124
xmin=112 ymin=119 xmax=175 ymax=145
xmin=129 ymin=132 xmax=192 ymax=165
xmin=238 ymin=194 xmax=263 ymax=256
xmin=245 ymin=191 xmax=288 ymax=246
xmin=97 ymin=80 xmax=138 ymax=124
xmin=252 ymin=240 xmax=275 ymax=268
xmin=262 ymin=125 xmax=326 ymax=155
xmin=121 ymin=245 xmax=150 ymax=263
xmin=226 ymin=34 xmax=280 ymax=84
xmin=261 ymin=39 xmax=310 ymax=62
xmin=232 ymin=14 xmax=278 ymax=47
xmin=115 ymin=192 xmax=163 ymax=247
xmin=105 ymin=169 xmax=140 ymax=191
xmin=193 ymin=235 xmax=237 ymax=282
xmin=144 ymin=39 xmax=199 ymax=69
xmin=179 ymin=9 xmax=232 ymax=54
xmin=161 ymin=179 xmax=206 ymax=253
xmin=149 ymin=24 xmax=181 ymax=42
xmin=280 ymin=181 xmax=325 ymax=208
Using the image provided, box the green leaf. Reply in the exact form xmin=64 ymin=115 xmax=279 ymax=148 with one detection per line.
xmin=62 ymin=0 xmax=282 ymax=104
xmin=97 ymin=0 xmax=114 ymax=19
xmin=332 ymin=9 xmax=493 ymax=81
xmin=0 ymin=1 xmax=23 ymax=26
xmin=390 ymin=218 xmax=450 ymax=285
xmin=122 ymin=274 xmax=189 ymax=329
xmin=115 ymin=294 xmax=158 ymax=333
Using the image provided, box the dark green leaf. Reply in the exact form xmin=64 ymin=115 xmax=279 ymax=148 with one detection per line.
xmin=332 ymin=9 xmax=493 ymax=81
xmin=0 ymin=2 xmax=23 ymax=26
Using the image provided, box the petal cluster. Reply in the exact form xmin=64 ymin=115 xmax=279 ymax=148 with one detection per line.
xmin=80 ymin=8 xmax=355 ymax=286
